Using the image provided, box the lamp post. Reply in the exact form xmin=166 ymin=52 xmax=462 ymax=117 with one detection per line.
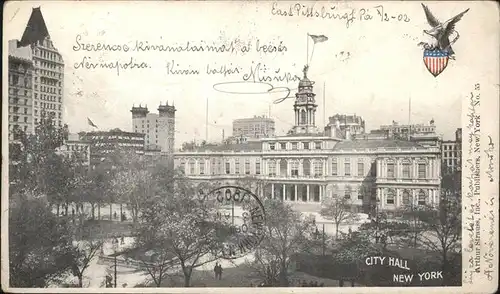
xmin=314 ymin=223 xmax=326 ymax=256
xmin=373 ymin=197 xmax=380 ymax=244
xmin=322 ymin=223 xmax=325 ymax=256
xmin=112 ymin=236 xmax=118 ymax=288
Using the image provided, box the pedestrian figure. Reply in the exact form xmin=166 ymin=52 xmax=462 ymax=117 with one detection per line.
xmin=213 ymin=262 xmax=219 ymax=279
xmin=121 ymin=236 xmax=125 ymax=245
xmin=217 ymin=264 xmax=223 ymax=280
xmin=113 ymin=212 xmax=117 ymax=220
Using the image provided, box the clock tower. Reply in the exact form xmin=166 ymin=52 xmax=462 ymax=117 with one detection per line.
xmin=291 ymin=65 xmax=319 ymax=134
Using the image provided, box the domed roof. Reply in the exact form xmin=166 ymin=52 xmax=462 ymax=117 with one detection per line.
xmin=299 ymin=77 xmax=313 ymax=87
xmin=299 ymin=65 xmax=313 ymax=87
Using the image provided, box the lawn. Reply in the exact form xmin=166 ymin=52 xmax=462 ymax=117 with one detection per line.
xmin=73 ymin=219 xmax=134 ymax=240
xmin=150 ymin=263 xmax=358 ymax=287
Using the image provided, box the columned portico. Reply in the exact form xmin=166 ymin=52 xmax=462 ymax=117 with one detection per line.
xmin=275 ymin=183 xmax=322 ymax=203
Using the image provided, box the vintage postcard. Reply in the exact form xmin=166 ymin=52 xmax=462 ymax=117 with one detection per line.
xmin=2 ymin=1 xmax=499 ymax=293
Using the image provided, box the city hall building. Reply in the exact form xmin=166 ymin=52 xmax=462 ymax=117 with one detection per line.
xmin=174 ymin=68 xmax=442 ymax=214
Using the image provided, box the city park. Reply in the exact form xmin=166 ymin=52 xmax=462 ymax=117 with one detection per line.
xmin=8 ymin=115 xmax=462 ymax=288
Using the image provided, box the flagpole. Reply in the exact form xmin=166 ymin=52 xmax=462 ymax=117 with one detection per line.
xmin=306 ymin=33 xmax=309 ymax=66
xmin=323 ymin=82 xmax=326 ymax=128
xmin=309 ymin=45 xmax=316 ymax=64
xmin=206 ymin=97 xmax=208 ymax=142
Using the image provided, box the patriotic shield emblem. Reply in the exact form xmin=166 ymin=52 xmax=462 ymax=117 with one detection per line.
xmin=423 ymin=49 xmax=449 ymax=77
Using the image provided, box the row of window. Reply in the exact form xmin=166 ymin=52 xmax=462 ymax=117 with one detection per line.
xmin=37 ymin=76 xmax=60 ymax=86
xmin=269 ymin=141 xmax=322 ymax=151
xmin=330 ymin=161 xmax=373 ymax=177
xmin=39 ymin=102 xmax=62 ymax=111
xmin=9 ymin=115 xmax=29 ymax=123
xmin=9 ymin=63 xmax=31 ymax=73
xmin=9 ymin=98 xmax=29 ymax=106
xmin=90 ymin=135 xmax=144 ymax=140
xmin=35 ymin=93 xmax=62 ymax=103
xmin=9 ymin=88 xmax=30 ymax=97
xmin=34 ymin=59 xmax=63 ymax=72
xmin=183 ymin=159 xmax=262 ymax=176
xmin=36 ymin=84 xmax=62 ymax=95
xmin=9 ymin=76 xmax=31 ymax=87
xmin=386 ymin=190 xmax=427 ymax=205
xmin=10 ymin=124 xmax=29 ymax=132
xmin=386 ymin=162 xmax=427 ymax=179
xmin=9 ymin=107 xmax=29 ymax=114
xmin=33 ymin=43 xmax=62 ymax=61
xmin=443 ymin=151 xmax=459 ymax=158
xmin=181 ymin=158 xmax=428 ymax=179
xmin=443 ymin=144 xmax=457 ymax=151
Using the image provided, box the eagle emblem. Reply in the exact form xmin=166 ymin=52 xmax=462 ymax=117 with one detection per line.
xmin=418 ymin=3 xmax=469 ymax=77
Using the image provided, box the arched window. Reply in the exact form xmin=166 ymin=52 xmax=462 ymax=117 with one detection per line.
xmin=300 ymin=109 xmax=307 ymax=124
xmin=189 ymin=160 xmax=195 ymax=175
xmin=211 ymin=158 xmax=216 ymax=175
xmin=179 ymin=160 xmax=186 ymax=174
xmin=291 ymin=160 xmax=299 ymax=176
xmin=199 ymin=160 xmax=205 ymax=175
xmin=402 ymin=159 xmax=411 ymax=178
xmin=386 ymin=189 xmax=395 ymax=204
xmin=418 ymin=190 xmax=427 ymax=205
xmin=344 ymin=185 xmax=352 ymax=199
xmin=402 ymin=190 xmax=411 ymax=205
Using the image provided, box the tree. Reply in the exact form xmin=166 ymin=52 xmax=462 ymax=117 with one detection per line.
xmin=110 ymin=149 xmax=154 ymax=223
xmin=416 ymin=169 xmax=461 ymax=285
xmin=246 ymin=199 xmax=316 ymax=286
xmin=320 ymin=196 xmax=360 ymax=240
xmin=9 ymin=197 xmax=74 ymax=287
xmin=235 ymin=176 xmax=271 ymax=199
xmin=9 ymin=113 xmax=69 ymax=208
xmin=133 ymin=168 xmax=221 ymax=287
xmin=70 ymin=239 xmax=103 ymax=287
xmin=396 ymin=204 xmax=427 ymax=248
xmin=9 ymin=114 xmax=79 ymax=287
xmin=331 ymin=230 xmax=385 ymax=286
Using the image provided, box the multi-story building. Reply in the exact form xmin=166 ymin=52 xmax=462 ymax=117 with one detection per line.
xmin=79 ymin=129 xmax=145 ymax=166
xmin=55 ymin=133 xmax=91 ymax=167
xmin=11 ymin=7 xmax=65 ymax=130
xmin=441 ymin=128 xmax=462 ymax=173
xmin=233 ymin=116 xmax=275 ymax=139
xmin=325 ymin=114 xmax=366 ymax=139
xmin=174 ymin=68 xmax=442 ymax=216
xmin=131 ymin=103 xmax=176 ymax=153
xmin=376 ymin=119 xmax=437 ymax=140
xmin=7 ymin=46 xmax=34 ymax=141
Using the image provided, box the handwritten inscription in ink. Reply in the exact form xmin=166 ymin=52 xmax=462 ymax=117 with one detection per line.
xmin=270 ymin=2 xmax=411 ymax=28
xmin=463 ymin=83 xmax=486 ymax=285
xmin=72 ymin=34 xmax=290 ymax=77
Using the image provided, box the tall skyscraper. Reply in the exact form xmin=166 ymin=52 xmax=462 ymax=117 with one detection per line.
xmin=7 ymin=48 xmax=34 ymax=141
xmin=232 ymin=116 xmax=275 ymax=139
xmin=131 ymin=103 xmax=176 ymax=153
xmin=8 ymin=7 xmax=65 ymax=137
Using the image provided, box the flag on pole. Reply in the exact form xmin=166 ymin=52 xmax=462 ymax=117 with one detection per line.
xmin=87 ymin=118 xmax=98 ymax=128
xmin=308 ymin=34 xmax=328 ymax=44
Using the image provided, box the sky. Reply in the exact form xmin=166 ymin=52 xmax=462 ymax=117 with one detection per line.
xmin=3 ymin=1 xmax=499 ymax=147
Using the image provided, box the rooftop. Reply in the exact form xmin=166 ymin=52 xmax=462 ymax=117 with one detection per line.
xmin=333 ymin=139 xmax=425 ymax=150
xmin=183 ymin=142 xmax=262 ymax=152
xmin=18 ymin=7 xmax=50 ymax=48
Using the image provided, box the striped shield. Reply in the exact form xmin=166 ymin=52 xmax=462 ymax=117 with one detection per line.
xmin=423 ymin=49 xmax=449 ymax=77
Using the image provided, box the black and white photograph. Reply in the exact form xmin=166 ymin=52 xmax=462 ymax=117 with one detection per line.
xmin=2 ymin=1 xmax=498 ymax=292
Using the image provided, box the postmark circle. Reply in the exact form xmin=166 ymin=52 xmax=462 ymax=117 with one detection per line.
xmin=202 ymin=185 xmax=266 ymax=259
